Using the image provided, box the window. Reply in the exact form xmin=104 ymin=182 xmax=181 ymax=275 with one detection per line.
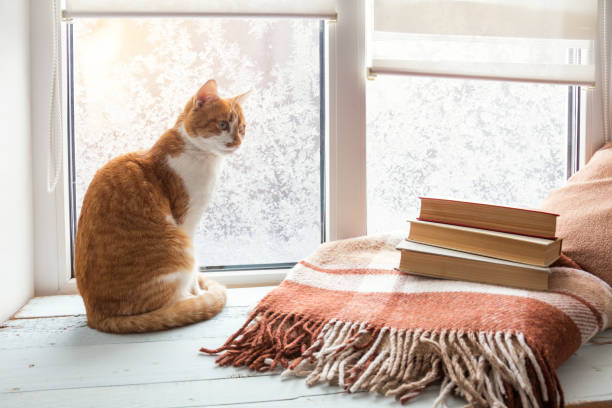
xmin=67 ymin=18 xmax=324 ymax=271
xmin=33 ymin=0 xmax=604 ymax=293
xmin=365 ymin=0 xmax=595 ymax=233
xmin=366 ymin=76 xmax=573 ymax=233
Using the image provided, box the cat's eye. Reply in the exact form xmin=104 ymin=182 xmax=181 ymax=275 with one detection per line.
xmin=219 ymin=120 xmax=229 ymax=130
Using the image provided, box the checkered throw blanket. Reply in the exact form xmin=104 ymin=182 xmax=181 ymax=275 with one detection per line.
xmin=202 ymin=234 xmax=612 ymax=407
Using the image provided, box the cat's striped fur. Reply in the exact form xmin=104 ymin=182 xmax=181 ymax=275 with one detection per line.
xmin=75 ymin=80 xmax=246 ymax=333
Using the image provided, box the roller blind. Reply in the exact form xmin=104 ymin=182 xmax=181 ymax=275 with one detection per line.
xmin=63 ymin=0 xmax=337 ymax=19
xmin=370 ymin=0 xmax=597 ymax=85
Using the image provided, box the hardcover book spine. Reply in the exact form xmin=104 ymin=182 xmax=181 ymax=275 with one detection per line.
xmin=415 ymin=217 xmax=557 ymax=240
xmin=408 ymin=222 xmax=557 ymax=266
xmin=398 ymin=250 xmax=550 ymax=291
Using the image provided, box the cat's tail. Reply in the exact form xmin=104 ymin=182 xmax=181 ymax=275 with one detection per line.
xmin=93 ymin=278 xmax=226 ymax=334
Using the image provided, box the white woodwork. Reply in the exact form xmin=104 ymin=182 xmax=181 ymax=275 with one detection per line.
xmin=327 ymin=0 xmax=368 ymax=241
xmin=1 ymin=287 xmax=610 ymax=407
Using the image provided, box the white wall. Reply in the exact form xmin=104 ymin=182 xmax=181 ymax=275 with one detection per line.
xmin=0 ymin=0 xmax=34 ymax=322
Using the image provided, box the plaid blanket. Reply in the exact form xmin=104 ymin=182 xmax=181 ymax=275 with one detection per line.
xmin=202 ymin=234 xmax=612 ymax=407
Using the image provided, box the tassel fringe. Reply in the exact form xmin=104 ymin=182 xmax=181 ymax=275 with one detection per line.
xmin=201 ymin=309 xmax=563 ymax=407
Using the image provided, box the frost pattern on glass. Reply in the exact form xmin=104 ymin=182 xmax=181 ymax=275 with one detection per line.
xmin=366 ymin=76 xmax=568 ymax=234
xmin=73 ymin=19 xmax=321 ymax=266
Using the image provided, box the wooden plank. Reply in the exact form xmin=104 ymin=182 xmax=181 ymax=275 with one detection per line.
xmin=591 ymin=330 xmax=612 ymax=343
xmin=222 ymin=285 xmax=274 ymax=308
xmin=181 ymin=388 xmax=464 ymax=408
xmin=2 ymin=373 xmax=461 ymax=408
xmin=0 ymin=307 xmax=249 ymax=350
xmin=13 ymin=295 xmax=86 ymax=318
xmin=557 ymin=338 xmax=612 ymax=404
xmin=12 ymin=286 xmax=275 ymax=319
xmin=0 ymin=338 xmax=271 ymax=393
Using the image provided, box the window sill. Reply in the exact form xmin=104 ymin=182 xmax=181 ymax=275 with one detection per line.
xmin=202 ymin=268 xmax=287 ymax=288
xmin=4 ymin=288 xmax=612 ymax=407
xmin=54 ymin=269 xmax=286 ymax=295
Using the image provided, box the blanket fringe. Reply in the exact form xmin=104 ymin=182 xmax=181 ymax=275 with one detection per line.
xmin=201 ymin=309 xmax=563 ymax=408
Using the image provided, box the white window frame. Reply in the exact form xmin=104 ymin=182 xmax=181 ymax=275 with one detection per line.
xmin=31 ymin=0 xmax=605 ymax=295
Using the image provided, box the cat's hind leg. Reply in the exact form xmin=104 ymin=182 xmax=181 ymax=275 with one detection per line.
xmin=91 ymin=273 xmax=226 ymax=334
xmin=198 ymin=274 xmax=227 ymax=304
xmin=93 ymin=284 xmax=226 ymax=334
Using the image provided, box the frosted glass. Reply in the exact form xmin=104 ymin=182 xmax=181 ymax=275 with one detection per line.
xmin=366 ymin=75 xmax=568 ymax=234
xmin=73 ymin=19 xmax=322 ymax=266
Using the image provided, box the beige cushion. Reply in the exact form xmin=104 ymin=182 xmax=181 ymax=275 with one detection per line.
xmin=541 ymin=142 xmax=612 ymax=285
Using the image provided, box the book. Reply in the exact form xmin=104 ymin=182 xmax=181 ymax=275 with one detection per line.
xmin=408 ymin=219 xmax=561 ymax=266
xmin=418 ymin=197 xmax=559 ymax=239
xmin=396 ymin=240 xmax=550 ymax=290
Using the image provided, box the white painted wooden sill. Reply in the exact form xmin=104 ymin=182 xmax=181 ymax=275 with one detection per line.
xmin=1 ymin=287 xmax=611 ymax=408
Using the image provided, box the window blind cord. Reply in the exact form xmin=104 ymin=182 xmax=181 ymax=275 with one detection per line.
xmin=601 ymin=0 xmax=610 ymax=144
xmin=47 ymin=0 xmax=63 ymax=193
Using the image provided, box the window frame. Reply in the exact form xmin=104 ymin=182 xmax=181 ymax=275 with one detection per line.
xmin=64 ymin=19 xmax=328 ymax=276
xmin=31 ymin=0 xmax=605 ymax=295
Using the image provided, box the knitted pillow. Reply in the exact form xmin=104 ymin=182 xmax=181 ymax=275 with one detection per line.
xmin=541 ymin=142 xmax=612 ymax=285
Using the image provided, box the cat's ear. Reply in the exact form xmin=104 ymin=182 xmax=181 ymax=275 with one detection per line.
xmin=232 ymin=90 xmax=250 ymax=106
xmin=194 ymin=80 xmax=219 ymax=109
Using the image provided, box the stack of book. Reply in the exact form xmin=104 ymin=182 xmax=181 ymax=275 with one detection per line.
xmin=396 ymin=197 xmax=562 ymax=290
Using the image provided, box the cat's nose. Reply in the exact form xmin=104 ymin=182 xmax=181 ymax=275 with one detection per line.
xmin=226 ymin=135 xmax=241 ymax=148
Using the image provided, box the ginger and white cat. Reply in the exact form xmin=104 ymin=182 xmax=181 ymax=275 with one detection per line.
xmin=75 ymin=80 xmax=246 ymax=333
